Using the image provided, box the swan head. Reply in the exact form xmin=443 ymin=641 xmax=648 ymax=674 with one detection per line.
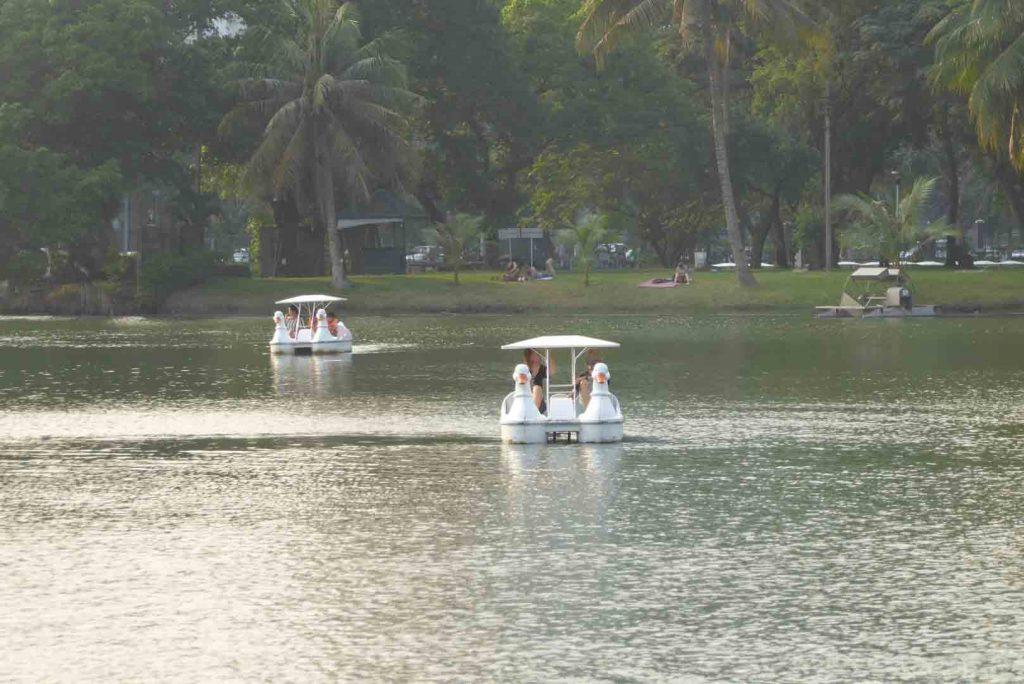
xmin=513 ymin=363 xmax=531 ymax=386
xmin=592 ymin=362 xmax=610 ymax=384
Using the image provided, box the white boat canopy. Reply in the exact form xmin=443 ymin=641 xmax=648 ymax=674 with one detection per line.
xmin=275 ymin=294 xmax=348 ymax=305
xmin=501 ymin=335 xmax=619 ymax=351
xmin=850 ymin=267 xmax=900 ymax=280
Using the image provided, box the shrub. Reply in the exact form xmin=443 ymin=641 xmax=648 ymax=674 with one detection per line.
xmin=1 ymin=250 xmax=47 ymax=289
xmin=138 ymin=250 xmax=219 ymax=309
xmin=216 ymin=262 xmax=251 ymax=278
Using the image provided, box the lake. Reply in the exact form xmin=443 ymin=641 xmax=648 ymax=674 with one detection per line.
xmin=1 ymin=314 xmax=1023 ymax=680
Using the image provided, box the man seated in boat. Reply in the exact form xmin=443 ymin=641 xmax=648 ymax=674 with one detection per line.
xmin=325 ymin=311 xmax=340 ymax=337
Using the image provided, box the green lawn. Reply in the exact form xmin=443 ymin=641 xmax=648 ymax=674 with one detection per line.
xmin=164 ymin=267 xmax=1024 ymax=315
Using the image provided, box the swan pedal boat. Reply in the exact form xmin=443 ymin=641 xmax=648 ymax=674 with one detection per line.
xmin=500 ymin=335 xmax=624 ymax=444
xmin=269 ymin=294 xmax=353 ymax=355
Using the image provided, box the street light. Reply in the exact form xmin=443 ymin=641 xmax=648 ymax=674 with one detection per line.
xmin=891 ymin=170 xmax=901 ymax=220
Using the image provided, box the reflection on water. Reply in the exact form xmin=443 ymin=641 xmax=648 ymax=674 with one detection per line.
xmin=271 ymin=353 xmax=354 ymax=398
xmin=1 ymin=314 xmax=1024 ymax=679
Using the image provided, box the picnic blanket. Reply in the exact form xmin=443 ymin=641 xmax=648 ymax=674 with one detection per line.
xmin=637 ymin=278 xmax=680 ymax=289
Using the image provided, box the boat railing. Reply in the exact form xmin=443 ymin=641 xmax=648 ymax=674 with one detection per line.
xmin=500 ymin=391 xmax=515 ymax=415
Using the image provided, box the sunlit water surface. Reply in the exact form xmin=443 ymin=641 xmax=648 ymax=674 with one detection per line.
xmin=1 ymin=314 xmax=1023 ymax=680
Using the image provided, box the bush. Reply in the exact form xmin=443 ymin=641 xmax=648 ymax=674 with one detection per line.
xmin=139 ymin=250 xmax=219 ymax=309
xmin=216 ymin=262 xmax=251 ymax=278
xmin=1 ymin=250 xmax=47 ymax=288
xmin=104 ymin=251 xmax=138 ymax=286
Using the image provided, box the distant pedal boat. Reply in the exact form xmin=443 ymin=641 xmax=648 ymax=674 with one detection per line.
xmin=270 ymin=294 xmax=353 ymax=355
xmin=499 ymin=335 xmax=623 ymax=444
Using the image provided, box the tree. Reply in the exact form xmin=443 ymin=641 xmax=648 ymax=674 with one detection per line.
xmin=558 ymin=213 xmax=608 ymax=286
xmin=0 ymin=0 xmax=228 ymax=272
xmin=364 ymin=0 xmax=541 ymax=226
xmin=929 ymin=0 xmax=1024 ymax=172
xmin=577 ymin=0 xmax=812 ymax=287
xmin=224 ymin=0 xmax=418 ymax=288
xmin=834 ymin=177 xmax=956 ymax=268
xmin=435 ymin=213 xmax=484 ymax=285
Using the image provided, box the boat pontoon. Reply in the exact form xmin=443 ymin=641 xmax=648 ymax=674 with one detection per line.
xmin=815 ymin=267 xmax=936 ymax=318
xmin=270 ymin=294 xmax=353 ymax=354
xmin=499 ymin=335 xmax=623 ymax=444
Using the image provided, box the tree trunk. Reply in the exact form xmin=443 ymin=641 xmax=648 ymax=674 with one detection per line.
xmin=705 ymin=48 xmax=756 ymax=287
xmin=315 ymin=153 xmax=348 ymax=289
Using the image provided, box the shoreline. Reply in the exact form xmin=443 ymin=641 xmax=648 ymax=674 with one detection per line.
xmin=3 ymin=268 xmax=1024 ymax=317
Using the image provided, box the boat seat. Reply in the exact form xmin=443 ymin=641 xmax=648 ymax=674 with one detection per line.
xmin=547 ymin=396 xmax=577 ymax=421
xmin=295 ymin=328 xmax=312 ymax=343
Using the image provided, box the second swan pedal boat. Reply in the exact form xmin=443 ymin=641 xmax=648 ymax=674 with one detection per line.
xmin=269 ymin=294 xmax=353 ymax=354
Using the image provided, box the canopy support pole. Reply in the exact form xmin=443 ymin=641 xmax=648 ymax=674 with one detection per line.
xmin=544 ymin=349 xmax=550 ymax=415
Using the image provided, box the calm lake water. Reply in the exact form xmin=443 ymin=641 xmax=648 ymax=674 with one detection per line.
xmin=1 ymin=313 xmax=1023 ymax=680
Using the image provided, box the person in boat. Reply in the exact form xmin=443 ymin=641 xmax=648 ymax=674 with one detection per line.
xmin=284 ymin=305 xmax=300 ymax=337
xmin=575 ymin=351 xmax=607 ymax=408
xmin=523 ymin=349 xmax=554 ymax=412
xmin=325 ymin=311 xmax=340 ymax=337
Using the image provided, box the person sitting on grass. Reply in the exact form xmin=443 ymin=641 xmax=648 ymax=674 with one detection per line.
xmin=503 ymin=260 xmax=519 ymax=282
xmin=674 ymin=261 xmax=692 ymax=285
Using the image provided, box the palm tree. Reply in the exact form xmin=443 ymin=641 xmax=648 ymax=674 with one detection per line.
xmin=223 ymin=0 xmax=417 ymax=288
xmin=577 ymin=0 xmax=811 ymax=288
xmin=435 ymin=213 xmax=484 ymax=285
xmin=833 ymin=177 xmax=957 ymax=268
xmin=929 ymin=0 xmax=1024 ymax=171
xmin=558 ymin=213 xmax=608 ymax=286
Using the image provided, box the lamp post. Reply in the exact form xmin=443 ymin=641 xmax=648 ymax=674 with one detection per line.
xmin=891 ymin=170 xmax=901 ymax=220
xmin=823 ymin=82 xmax=832 ymax=271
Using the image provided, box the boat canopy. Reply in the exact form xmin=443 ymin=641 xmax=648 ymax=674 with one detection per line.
xmin=501 ymin=335 xmax=619 ymax=351
xmin=850 ymin=267 xmax=900 ymax=280
xmin=275 ymin=294 xmax=347 ymax=305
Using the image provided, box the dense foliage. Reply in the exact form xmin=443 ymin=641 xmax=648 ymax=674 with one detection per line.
xmin=2 ymin=0 xmax=1024 ymax=292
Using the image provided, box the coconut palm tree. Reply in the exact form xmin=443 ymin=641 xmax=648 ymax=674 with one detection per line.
xmin=577 ymin=0 xmax=811 ymax=288
xmin=834 ymin=177 xmax=957 ymax=268
xmin=929 ymin=0 xmax=1024 ymax=171
xmin=558 ymin=213 xmax=608 ymax=286
xmin=435 ymin=213 xmax=484 ymax=285
xmin=223 ymin=0 xmax=418 ymax=288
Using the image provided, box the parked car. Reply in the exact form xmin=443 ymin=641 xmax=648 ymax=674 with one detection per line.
xmin=405 ymin=245 xmax=444 ymax=267
xmin=232 ymin=248 xmax=250 ymax=264
xmin=595 ymin=242 xmax=635 ymax=268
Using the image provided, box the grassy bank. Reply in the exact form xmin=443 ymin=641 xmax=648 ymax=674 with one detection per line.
xmin=163 ymin=267 xmax=1024 ymax=315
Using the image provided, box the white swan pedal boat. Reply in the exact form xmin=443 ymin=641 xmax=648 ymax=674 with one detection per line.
xmin=499 ymin=335 xmax=623 ymax=444
xmin=269 ymin=294 xmax=353 ymax=355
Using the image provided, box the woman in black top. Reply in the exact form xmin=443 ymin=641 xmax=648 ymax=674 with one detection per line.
xmin=523 ymin=349 xmax=553 ymax=413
